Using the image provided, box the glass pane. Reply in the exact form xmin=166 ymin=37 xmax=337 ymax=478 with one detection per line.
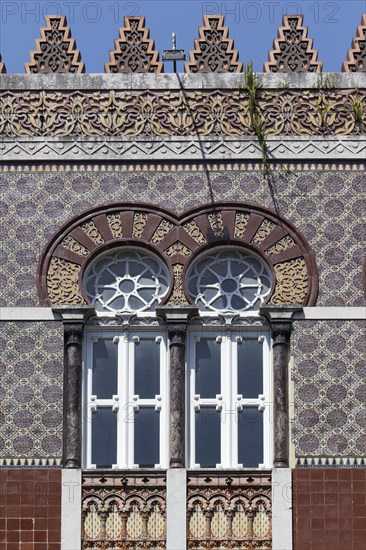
xmin=92 ymin=408 xmax=117 ymax=468
xmin=135 ymin=339 xmax=160 ymax=398
xmin=134 ymin=407 xmax=159 ymax=467
xmin=195 ymin=340 xmax=220 ymax=398
xmin=238 ymin=408 xmax=263 ymax=467
xmin=238 ymin=339 xmax=263 ymax=398
xmin=92 ymin=340 xmax=118 ymax=399
xmin=195 ymin=408 xmax=221 ymax=467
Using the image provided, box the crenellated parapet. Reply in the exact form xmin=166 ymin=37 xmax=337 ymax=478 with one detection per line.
xmin=264 ymin=14 xmax=322 ymax=73
xmin=25 ymin=15 xmax=85 ymax=74
xmin=343 ymin=13 xmax=366 ymax=72
xmin=105 ymin=16 xmax=163 ymax=73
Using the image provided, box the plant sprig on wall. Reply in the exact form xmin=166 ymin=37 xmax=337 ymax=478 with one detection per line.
xmin=242 ymin=61 xmax=269 ymax=173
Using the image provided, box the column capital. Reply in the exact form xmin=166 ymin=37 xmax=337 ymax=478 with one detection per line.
xmin=259 ymin=305 xmax=302 ymax=323
xmin=52 ymin=305 xmax=95 ymax=324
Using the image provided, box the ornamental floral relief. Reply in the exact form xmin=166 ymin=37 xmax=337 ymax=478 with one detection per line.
xmin=270 ymin=258 xmax=309 ymax=305
xmin=2 ymin=88 xmax=365 ymax=137
xmin=46 ymin=257 xmax=85 ymax=305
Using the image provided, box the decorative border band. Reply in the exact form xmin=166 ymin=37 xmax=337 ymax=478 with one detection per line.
xmin=0 ymin=457 xmax=62 ymax=467
xmin=296 ymin=457 xmax=366 ymax=467
xmin=1 ymin=136 xmax=366 ymax=161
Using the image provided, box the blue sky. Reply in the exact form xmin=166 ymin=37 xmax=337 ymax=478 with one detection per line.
xmin=1 ymin=0 xmax=366 ymax=72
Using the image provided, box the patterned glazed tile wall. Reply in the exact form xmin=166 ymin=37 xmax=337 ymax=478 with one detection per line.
xmin=0 ymin=166 xmax=364 ymax=307
xmin=291 ymin=320 xmax=366 ymax=461
xmin=0 ymin=322 xmax=63 ymax=463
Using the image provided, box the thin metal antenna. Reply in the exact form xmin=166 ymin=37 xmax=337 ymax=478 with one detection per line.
xmin=162 ymin=32 xmax=185 ymax=73
xmin=172 ymin=33 xmax=177 ymax=71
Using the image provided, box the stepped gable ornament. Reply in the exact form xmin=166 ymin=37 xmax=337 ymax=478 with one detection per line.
xmin=25 ymin=15 xmax=85 ymax=74
xmin=342 ymin=14 xmax=366 ymax=72
xmin=0 ymin=55 xmax=6 ymax=73
xmin=264 ymin=15 xmax=322 ymax=73
xmin=105 ymin=16 xmax=163 ymax=73
xmin=185 ymin=15 xmax=242 ymax=73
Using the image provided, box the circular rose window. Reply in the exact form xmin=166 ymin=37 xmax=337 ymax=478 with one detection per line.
xmin=84 ymin=248 xmax=170 ymax=314
xmin=187 ymin=247 xmax=272 ymax=314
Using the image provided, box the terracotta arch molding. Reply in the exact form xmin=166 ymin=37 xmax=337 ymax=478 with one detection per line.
xmin=37 ymin=202 xmax=319 ymax=308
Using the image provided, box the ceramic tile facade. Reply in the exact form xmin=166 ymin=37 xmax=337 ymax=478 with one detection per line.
xmin=0 ymin=166 xmax=365 ymax=308
xmin=0 ymin=322 xmax=63 ymax=463
xmin=293 ymin=468 xmax=366 ymax=550
xmin=291 ymin=320 xmax=366 ymax=461
xmin=0 ymin=469 xmax=61 ymax=549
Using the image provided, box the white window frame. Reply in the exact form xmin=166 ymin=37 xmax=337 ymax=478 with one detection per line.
xmin=187 ymin=328 xmax=271 ymax=469
xmin=83 ymin=329 xmax=168 ymax=469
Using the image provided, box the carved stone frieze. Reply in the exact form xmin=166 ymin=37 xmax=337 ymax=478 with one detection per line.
xmin=185 ymin=15 xmax=242 ymax=73
xmin=1 ymin=88 xmax=366 ymax=139
xmin=264 ymin=15 xmax=322 ymax=73
xmin=38 ymin=203 xmax=318 ymax=309
xmin=342 ymin=14 xmax=366 ymax=72
xmin=105 ymin=16 xmax=163 ymax=73
xmin=25 ymin=15 xmax=84 ymax=74
xmin=187 ymin=473 xmax=272 ymax=547
xmin=82 ymin=472 xmax=166 ymax=548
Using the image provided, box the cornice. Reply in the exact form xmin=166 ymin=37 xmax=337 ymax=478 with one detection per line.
xmin=1 ymin=72 xmax=366 ymax=90
xmin=1 ymin=136 xmax=365 ymax=161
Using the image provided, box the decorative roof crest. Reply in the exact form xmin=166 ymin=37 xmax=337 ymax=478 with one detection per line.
xmin=0 ymin=55 xmax=6 ymax=74
xmin=264 ymin=14 xmax=322 ymax=72
xmin=105 ymin=16 xmax=163 ymax=73
xmin=342 ymin=14 xmax=366 ymax=72
xmin=185 ymin=15 xmax=242 ymax=73
xmin=25 ymin=15 xmax=85 ymax=74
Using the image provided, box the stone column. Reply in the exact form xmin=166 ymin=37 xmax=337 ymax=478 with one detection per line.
xmin=260 ymin=305 xmax=301 ymax=468
xmin=271 ymin=320 xmax=292 ymax=468
xmin=53 ymin=306 xmax=94 ymax=469
xmin=157 ymin=305 xmax=197 ymax=469
xmin=157 ymin=306 xmax=197 ymax=550
xmin=64 ymin=323 xmax=83 ymax=469
xmin=168 ymin=324 xmax=186 ymax=468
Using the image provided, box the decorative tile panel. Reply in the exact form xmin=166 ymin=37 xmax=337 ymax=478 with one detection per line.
xmin=291 ymin=320 xmax=366 ymax=463
xmin=0 ymin=322 xmax=64 ymax=463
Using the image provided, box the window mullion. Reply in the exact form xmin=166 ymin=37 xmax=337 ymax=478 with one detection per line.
xmin=220 ymin=334 xmax=230 ymax=468
xmin=86 ymin=336 xmax=93 ymax=468
xmin=232 ymin=335 xmax=239 ymax=468
xmin=119 ymin=333 xmax=129 ymax=468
